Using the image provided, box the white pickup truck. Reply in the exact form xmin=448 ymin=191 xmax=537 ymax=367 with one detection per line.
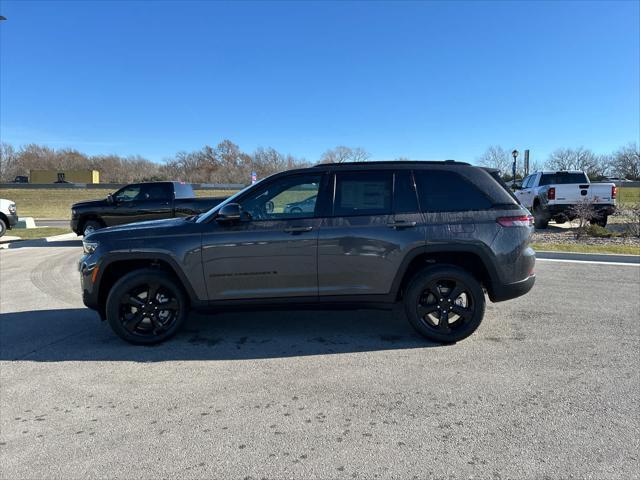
xmin=514 ymin=171 xmax=616 ymax=228
xmin=0 ymin=198 xmax=18 ymax=237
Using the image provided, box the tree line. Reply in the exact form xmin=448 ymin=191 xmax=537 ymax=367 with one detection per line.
xmin=477 ymin=143 xmax=640 ymax=181
xmin=0 ymin=141 xmax=372 ymax=184
xmin=0 ymin=139 xmax=638 ymax=184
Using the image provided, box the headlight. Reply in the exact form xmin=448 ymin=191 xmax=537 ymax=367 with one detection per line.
xmin=71 ymin=209 xmax=77 ymax=216
xmin=8 ymin=203 xmax=16 ymax=214
xmin=83 ymin=240 xmax=99 ymax=254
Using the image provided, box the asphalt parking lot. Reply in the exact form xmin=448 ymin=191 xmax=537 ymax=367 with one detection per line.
xmin=1 ymin=240 xmax=639 ymax=479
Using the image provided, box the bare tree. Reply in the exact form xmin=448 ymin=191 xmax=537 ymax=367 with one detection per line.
xmin=545 ymin=147 xmax=607 ymax=179
xmin=610 ymin=143 xmax=640 ymax=180
xmin=568 ymin=197 xmax=597 ymax=239
xmin=0 ymin=143 xmax=18 ymax=182
xmin=477 ymin=146 xmax=511 ymax=176
xmin=320 ymin=146 xmax=370 ymax=164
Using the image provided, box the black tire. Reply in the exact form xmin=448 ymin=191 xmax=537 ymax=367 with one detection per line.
xmin=533 ymin=204 xmax=549 ymax=229
xmin=592 ymin=215 xmax=608 ymax=227
xmin=83 ymin=220 xmax=103 ymax=236
xmin=404 ymin=265 xmax=486 ymax=344
xmin=0 ymin=218 xmax=6 ymax=238
xmin=290 ymin=207 xmax=303 ymax=214
xmin=106 ymin=268 xmax=188 ymax=345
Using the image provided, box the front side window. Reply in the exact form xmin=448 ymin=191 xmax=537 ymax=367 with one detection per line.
xmin=334 ymin=171 xmax=392 ymax=216
xmin=240 ymin=174 xmax=322 ymax=220
xmin=114 ymin=185 xmax=141 ymax=202
xmin=415 ymin=170 xmax=493 ymax=212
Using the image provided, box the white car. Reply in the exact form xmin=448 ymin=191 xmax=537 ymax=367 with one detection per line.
xmin=515 ymin=171 xmax=616 ymax=228
xmin=0 ymin=198 xmax=18 ymax=237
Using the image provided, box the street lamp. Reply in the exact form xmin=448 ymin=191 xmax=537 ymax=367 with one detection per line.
xmin=511 ymin=149 xmax=519 ymax=181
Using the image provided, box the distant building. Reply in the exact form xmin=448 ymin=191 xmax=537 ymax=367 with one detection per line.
xmin=29 ymin=169 xmax=100 ymax=184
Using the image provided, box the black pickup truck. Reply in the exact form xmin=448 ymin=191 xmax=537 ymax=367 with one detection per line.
xmin=71 ymin=181 xmax=226 ymax=235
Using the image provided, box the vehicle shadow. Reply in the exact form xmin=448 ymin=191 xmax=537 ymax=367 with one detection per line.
xmin=0 ymin=307 xmax=442 ymax=362
xmin=4 ymin=239 xmax=82 ymax=249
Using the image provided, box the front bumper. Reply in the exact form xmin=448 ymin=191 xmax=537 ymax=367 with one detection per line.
xmin=71 ymin=216 xmax=81 ymax=235
xmin=79 ymin=255 xmax=100 ymax=311
xmin=6 ymin=212 xmax=18 ymax=228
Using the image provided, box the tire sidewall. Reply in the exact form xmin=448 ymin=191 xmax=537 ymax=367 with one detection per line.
xmin=404 ymin=265 xmax=486 ymax=343
xmin=106 ymin=269 xmax=188 ymax=345
xmin=0 ymin=219 xmax=6 ymax=238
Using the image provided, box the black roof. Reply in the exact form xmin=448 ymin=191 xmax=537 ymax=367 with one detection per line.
xmin=312 ymin=160 xmax=470 ymax=168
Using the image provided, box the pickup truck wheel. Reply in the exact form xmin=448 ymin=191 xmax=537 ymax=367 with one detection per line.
xmin=533 ymin=205 xmax=549 ymax=229
xmin=404 ymin=266 xmax=485 ymax=344
xmin=106 ymin=269 xmax=188 ymax=345
xmin=83 ymin=220 xmax=103 ymax=236
xmin=592 ymin=215 xmax=608 ymax=227
xmin=0 ymin=219 xmax=6 ymax=238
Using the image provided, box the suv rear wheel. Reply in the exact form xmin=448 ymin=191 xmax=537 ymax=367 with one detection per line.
xmin=404 ymin=265 xmax=486 ymax=343
xmin=106 ymin=269 xmax=188 ymax=345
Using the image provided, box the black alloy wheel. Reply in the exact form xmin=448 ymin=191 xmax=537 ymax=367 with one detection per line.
xmin=106 ymin=269 xmax=187 ymax=344
xmin=404 ymin=266 xmax=485 ymax=343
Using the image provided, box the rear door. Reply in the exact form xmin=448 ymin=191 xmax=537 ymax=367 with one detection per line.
xmin=317 ymin=169 xmax=425 ymax=297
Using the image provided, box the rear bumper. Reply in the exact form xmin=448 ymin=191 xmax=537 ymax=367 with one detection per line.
xmin=546 ymin=204 xmax=615 ymax=217
xmin=490 ymin=274 xmax=536 ymax=302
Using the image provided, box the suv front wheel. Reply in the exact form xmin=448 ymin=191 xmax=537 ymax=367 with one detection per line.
xmin=106 ymin=269 xmax=188 ymax=345
xmin=404 ymin=265 xmax=486 ymax=343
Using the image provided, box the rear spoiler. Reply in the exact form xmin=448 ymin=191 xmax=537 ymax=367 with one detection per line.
xmin=481 ymin=167 xmax=520 ymax=203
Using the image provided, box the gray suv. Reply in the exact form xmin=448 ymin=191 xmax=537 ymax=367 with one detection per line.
xmin=80 ymin=161 xmax=536 ymax=345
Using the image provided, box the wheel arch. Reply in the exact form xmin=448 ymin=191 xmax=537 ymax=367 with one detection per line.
xmin=78 ymin=214 xmax=105 ymax=232
xmin=392 ymin=245 xmax=500 ymax=301
xmin=96 ymin=253 xmax=203 ymax=318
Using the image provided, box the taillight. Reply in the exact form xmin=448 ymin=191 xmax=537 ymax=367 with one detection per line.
xmin=612 ymin=185 xmax=617 ymax=199
xmin=547 ymin=187 xmax=556 ymax=200
xmin=497 ymin=215 xmax=534 ymax=227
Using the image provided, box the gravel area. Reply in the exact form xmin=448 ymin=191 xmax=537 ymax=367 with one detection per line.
xmin=533 ymin=222 xmax=640 ymax=246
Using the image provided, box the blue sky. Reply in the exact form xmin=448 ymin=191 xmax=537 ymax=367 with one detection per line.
xmin=0 ymin=0 xmax=638 ymax=164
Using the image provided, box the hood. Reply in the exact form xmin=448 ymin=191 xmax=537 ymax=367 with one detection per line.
xmin=72 ymin=198 xmax=109 ymax=209
xmin=87 ymin=217 xmax=188 ymax=241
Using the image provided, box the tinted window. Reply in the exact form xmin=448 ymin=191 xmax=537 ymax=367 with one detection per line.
xmin=240 ymin=174 xmax=322 ymax=220
xmin=114 ymin=184 xmax=141 ymax=202
xmin=415 ymin=170 xmax=493 ymax=212
xmin=334 ymin=171 xmax=392 ymax=216
xmin=140 ymin=183 xmax=172 ymax=201
xmin=539 ymin=172 xmax=588 ymax=185
xmin=394 ymin=170 xmax=419 ymax=213
xmin=174 ymin=183 xmax=194 ymax=199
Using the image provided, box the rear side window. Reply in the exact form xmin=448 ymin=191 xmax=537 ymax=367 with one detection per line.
xmin=415 ymin=170 xmax=493 ymax=212
xmin=539 ymin=172 xmax=588 ymax=185
xmin=334 ymin=171 xmax=392 ymax=216
xmin=394 ymin=170 xmax=419 ymax=213
xmin=174 ymin=182 xmax=194 ymax=199
xmin=140 ymin=183 xmax=172 ymax=201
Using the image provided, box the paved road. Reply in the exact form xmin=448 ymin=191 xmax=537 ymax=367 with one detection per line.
xmin=35 ymin=219 xmax=70 ymax=229
xmin=1 ymin=242 xmax=639 ymax=479
xmin=536 ymin=250 xmax=640 ymax=264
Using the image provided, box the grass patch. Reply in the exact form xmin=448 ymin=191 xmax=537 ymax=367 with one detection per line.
xmin=11 ymin=227 xmax=72 ymax=240
xmin=618 ymin=186 xmax=640 ymax=206
xmin=1 ymin=188 xmax=236 ymax=219
xmin=532 ymin=242 xmax=640 ymax=256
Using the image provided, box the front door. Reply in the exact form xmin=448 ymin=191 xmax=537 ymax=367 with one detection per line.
xmin=201 ymin=173 xmax=325 ymax=301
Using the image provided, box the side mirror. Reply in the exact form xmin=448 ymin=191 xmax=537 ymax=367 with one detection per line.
xmin=216 ymin=203 xmax=242 ymax=223
xmin=107 ymin=193 xmax=114 ymax=204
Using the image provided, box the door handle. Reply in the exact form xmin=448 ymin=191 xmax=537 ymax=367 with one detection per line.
xmin=284 ymin=226 xmax=313 ymax=234
xmin=387 ymin=220 xmax=417 ymax=229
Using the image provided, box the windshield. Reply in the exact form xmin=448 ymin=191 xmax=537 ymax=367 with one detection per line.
xmin=195 ymin=180 xmax=263 ymax=223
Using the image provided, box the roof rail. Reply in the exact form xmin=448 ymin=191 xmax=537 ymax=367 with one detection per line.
xmin=313 ymin=160 xmax=470 ymax=167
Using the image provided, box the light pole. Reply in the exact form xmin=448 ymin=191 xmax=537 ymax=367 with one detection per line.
xmin=511 ymin=149 xmax=519 ymax=182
